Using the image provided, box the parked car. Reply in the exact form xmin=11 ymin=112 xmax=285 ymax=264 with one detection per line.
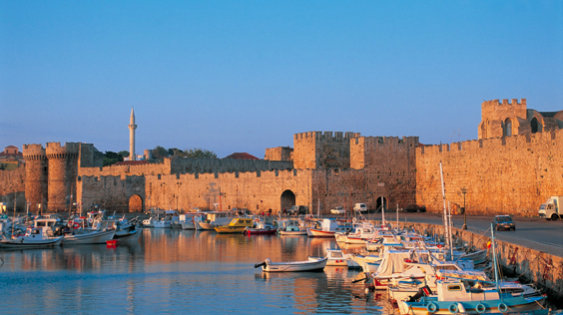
xmin=492 ymin=214 xmax=515 ymax=231
xmin=404 ymin=204 xmax=427 ymax=212
xmin=330 ymin=206 xmax=345 ymax=215
xmin=287 ymin=205 xmax=309 ymax=215
xmin=353 ymin=203 xmax=368 ymax=213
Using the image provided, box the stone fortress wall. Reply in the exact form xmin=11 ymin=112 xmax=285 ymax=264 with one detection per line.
xmin=418 ymin=98 xmax=563 ymax=216
xmin=3 ymin=97 xmax=561 ymax=216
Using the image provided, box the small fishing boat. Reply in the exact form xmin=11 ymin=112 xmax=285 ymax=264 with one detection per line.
xmin=114 ymin=228 xmax=141 ymax=243
xmin=0 ymin=226 xmax=63 ymax=249
xmin=254 ymin=257 xmax=328 ymax=272
xmin=276 ymin=219 xmax=307 ymax=235
xmin=215 ymin=218 xmax=254 ymax=234
xmin=245 ymin=220 xmax=277 ymax=235
xmin=63 ymin=229 xmax=116 ymax=245
xmin=198 ymin=211 xmax=237 ymax=230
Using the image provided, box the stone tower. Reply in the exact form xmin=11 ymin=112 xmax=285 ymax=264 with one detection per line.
xmin=46 ymin=142 xmax=79 ymax=212
xmin=22 ymin=144 xmax=48 ymax=211
xmin=129 ymin=108 xmax=137 ymax=161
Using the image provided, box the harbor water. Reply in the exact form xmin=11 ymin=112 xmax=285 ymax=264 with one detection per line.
xmin=0 ymin=229 xmax=396 ymax=314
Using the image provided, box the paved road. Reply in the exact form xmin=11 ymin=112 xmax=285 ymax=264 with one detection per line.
xmin=377 ymin=212 xmax=563 ymax=258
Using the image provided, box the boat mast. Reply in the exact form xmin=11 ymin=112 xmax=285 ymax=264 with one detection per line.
xmin=491 ymin=223 xmax=499 ymax=289
xmin=439 ymin=162 xmax=449 ymax=249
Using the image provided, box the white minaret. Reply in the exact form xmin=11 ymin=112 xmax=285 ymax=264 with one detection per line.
xmin=129 ymin=107 xmax=137 ymax=161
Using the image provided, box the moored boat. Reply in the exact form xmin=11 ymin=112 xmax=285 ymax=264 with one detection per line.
xmin=63 ymin=229 xmax=116 ymax=245
xmin=215 ymin=218 xmax=254 ymax=234
xmin=254 ymin=257 xmax=328 ymax=272
xmin=0 ymin=226 xmax=63 ymax=249
xmin=245 ymin=220 xmax=277 ymax=235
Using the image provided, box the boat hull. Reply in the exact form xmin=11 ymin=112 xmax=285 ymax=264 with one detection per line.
xmin=278 ymin=230 xmax=307 ymax=236
xmin=114 ymin=229 xmax=141 ymax=243
xmin=399 ymin=295 xmax=545 ymax=315
xmin=64 ymin=230 xmax=116 ymax=244
xmin=306 ymin=228 xmax=335 ymax=238
xmin=262 ymin=257 xmax=328 ymax=272
xmin=214 ymin=226 xmax=247 ymax=233
xmin=245 ymin=228 xmax=277 ymax=235
xmin=0 ymin=237 xmax=63 ymax=249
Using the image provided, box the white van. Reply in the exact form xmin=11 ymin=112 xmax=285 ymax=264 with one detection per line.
xmin=353 ymin=203 xmax=367 ymax=213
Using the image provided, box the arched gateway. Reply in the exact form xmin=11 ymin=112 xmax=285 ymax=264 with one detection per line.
xmin=280 ymin=190 xmax=296 ymax=213
xmin=128 ymin=194 xmax=143 ymax=213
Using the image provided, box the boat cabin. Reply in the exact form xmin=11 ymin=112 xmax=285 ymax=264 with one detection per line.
xmin=228 ymin=218 xmax=253 ymax=227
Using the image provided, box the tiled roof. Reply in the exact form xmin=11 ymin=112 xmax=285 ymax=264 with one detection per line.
xmin=223 ymin=152 xmax=259 ymax=160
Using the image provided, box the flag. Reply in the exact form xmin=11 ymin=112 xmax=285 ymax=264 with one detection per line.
xmin=487 ymin=241 xmax=491 ymax=249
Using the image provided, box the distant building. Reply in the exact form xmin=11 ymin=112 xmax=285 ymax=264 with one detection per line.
xmin=0 ymin=145 xmax=24 ymax=167
xmin=223 ymin=152 xmax=259 ymax=160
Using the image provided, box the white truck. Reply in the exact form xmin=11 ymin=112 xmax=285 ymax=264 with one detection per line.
xmin=538 ymin=196 xmax=563 ymax=221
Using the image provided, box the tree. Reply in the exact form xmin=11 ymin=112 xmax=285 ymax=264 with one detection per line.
xmin=103 ymin=151 xmax=124 ymax=166
xmin=118 ymin=150 xmax=129 ymax=158
xmin=184 ymin=148 xmax=217 ymax=159
xmin=152 ymin=146 xmax=169 ymax=160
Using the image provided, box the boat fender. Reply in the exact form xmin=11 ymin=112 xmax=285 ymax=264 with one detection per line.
xmin=498 ymin=303 xmax=508 ymax=312
xmin=457 ymin=303 xmax=465 ymax=313
xmin=448 ymin=303 xmax=459 ymax=313
xmin=426 ymin=302 xmax=438 ymax=313
xmin=475 ymin=303 xmax=486 ymax=314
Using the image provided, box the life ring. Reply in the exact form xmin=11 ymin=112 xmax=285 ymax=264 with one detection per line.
xmin=498 ymin=302 xmax=508 ymax=312
xmin=426 ymin=302 xmax=438 ymax=313
xmin=448 ymin=303 xmax=459 ymax=313
xmin=476 ymin=303 xmax=486 ymax=313
xmin=73 ymin=223 xmax=80 ymax=229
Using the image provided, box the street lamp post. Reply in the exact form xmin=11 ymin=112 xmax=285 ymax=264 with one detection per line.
xmin=461 ymin=188 xmax=467 ymax=230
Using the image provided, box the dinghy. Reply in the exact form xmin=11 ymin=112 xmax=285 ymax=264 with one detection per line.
xmin=254 ymin=257 xmax=328 ymax=272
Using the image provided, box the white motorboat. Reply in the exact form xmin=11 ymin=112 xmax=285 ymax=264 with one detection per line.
xmin=335 ymin=223 xmax=377 ymax=244
xmin=180 ymin=213 xmax=205 ymax=230
xmin=254 ymin=257 xmax=328 ymax=272
xmin=153 ymin=210 xmax=179 ymax=229
xmin=0 ymin=226 xmax=63 ymax=249
xmin=306 ymin=219 xmax=352 ymax=238
xmin=309 ymin=249 xmax=361 ymax=268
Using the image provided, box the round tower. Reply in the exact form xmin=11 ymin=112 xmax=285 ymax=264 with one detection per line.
xmin=46 ymin=142 xmax=79 ymax=212
xmin=22 ymin=144 xmax=48 ymax=212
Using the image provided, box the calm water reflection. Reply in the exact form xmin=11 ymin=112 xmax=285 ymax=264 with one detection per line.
xmin=0 ymin=229 xmax=397 ymax=314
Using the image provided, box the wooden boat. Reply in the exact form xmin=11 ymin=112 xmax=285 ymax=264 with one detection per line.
xmin=276 ymin=219 xmax=307 ymax=235
xmin=0 ymin=226 xmax=63 ymax=249
xmin=64 ymin=229 xmax=116 ymax=244
xmin=214 ymin=218 xmax=254 ymax=234
xmin=113 ymin=228 xmax=141 ymax=243
xmin=306 ymin=219 xmax=352 ymax=238
xmin=254 ymin=257 xmax=328 ymax=272
xmin=245 ymin=220 xmax=277 ymax=235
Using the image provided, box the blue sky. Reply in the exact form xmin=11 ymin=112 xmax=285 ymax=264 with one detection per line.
xmin=1 ymin=1 xmax=562 ymax=158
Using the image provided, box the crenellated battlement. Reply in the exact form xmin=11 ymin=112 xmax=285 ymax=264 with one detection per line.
xmin=482 ymin=98 xmax=526 ymax=109
xmin=46 ymin=142 xmax=80 ymax=159
xmin=294 ymin=131 xmax=357 ymax=141
xmin=23 ymin=144 xmax=46 ymax=160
